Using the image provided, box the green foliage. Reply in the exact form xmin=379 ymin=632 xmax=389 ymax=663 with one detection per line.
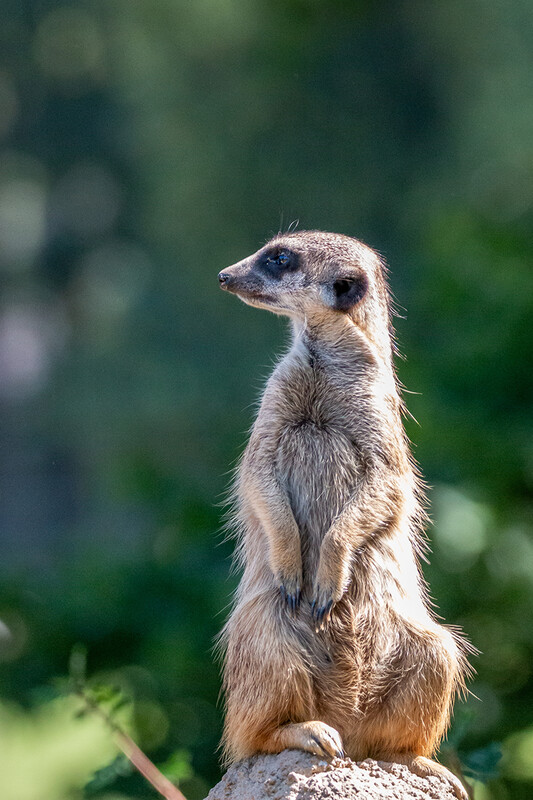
xmin=462 ymin=743 xmax=503 ymax=784
xmin=0 ymin=1 xmax=532 ymax=798
xmin=0 ymin=695 xmax=120 ymax=800
xmin=158 ymin=752 xmax=194 ymax=786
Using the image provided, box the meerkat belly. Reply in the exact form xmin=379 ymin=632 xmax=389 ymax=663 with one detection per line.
xmin=277 ymin=420 xmax=361 ymax=579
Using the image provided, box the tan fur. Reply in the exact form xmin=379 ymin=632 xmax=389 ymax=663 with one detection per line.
xmin=216 ymin=231 xmax=472 ymax=799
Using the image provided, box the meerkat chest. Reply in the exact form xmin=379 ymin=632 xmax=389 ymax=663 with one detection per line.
xmin=276 ymin=416 xmax=362 ymax=530
xmin=269 ymin=366 xmax=366 ymax=539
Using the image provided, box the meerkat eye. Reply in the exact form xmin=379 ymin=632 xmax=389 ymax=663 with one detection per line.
xmin=260 ymin=248 xmax=298 ymax=277
xmin=267 ymin=250 xmax=290 ymax=267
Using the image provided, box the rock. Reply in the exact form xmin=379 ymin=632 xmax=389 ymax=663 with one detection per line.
xmin=205 ymin=750 xmax=461 ymax=800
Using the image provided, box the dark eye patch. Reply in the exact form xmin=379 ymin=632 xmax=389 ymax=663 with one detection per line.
xmin=258 ymin=247 xmax=299 ymax=278
xmin=333 ymin=274 xmax=368 ymax=311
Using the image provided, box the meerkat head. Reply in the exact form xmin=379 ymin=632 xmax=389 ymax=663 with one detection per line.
xmin=218 ymin=231 xmax=392 ymax=345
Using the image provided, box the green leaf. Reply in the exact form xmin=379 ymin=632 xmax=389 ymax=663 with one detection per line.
xmin=157 ymin=749 xmax=194 ymax=784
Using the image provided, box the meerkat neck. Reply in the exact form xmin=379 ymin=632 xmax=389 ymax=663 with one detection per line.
xmin=290 ymin=315 xmax=393 ymax=376
xmin=291 ymin=313 xmax=357 ymax=343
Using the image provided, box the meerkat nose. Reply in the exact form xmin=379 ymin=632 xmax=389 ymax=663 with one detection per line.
xmin=218 ymin=271 xmax=232 ymax=288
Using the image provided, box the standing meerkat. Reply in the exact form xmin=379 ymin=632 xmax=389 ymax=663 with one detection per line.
xmin=217 ymin=231 xmax=472 ymax=800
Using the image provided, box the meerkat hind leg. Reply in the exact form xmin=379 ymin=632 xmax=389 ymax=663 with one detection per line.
xmin=375 ymin=755 xmax=468 ymax=800
xmin=266 ymin=720 xmax=345 ymax=760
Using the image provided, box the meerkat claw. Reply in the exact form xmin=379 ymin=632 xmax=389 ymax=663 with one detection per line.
xmin=305 ymin=722 xmax=345 ymax=759
xmin=310 ymin=735 xmax=332 ymax=759
xmin=311 ymin=596 xmax=333 ymax=627
xmin=280 ymin=584 xmax=301 ymax=613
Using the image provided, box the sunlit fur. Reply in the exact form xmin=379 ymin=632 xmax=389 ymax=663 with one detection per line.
xmin=216 ymin=231 xmax=472 ymax=798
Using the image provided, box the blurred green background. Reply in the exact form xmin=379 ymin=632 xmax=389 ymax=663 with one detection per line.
xmin=0 ymin=1 xmax=532 ymax=799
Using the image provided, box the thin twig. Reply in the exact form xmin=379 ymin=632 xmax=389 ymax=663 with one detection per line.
xmin=76 ymin=687 xmax=188 ymax=800
xmin=443 ymin=749 xmax=475 ymax=800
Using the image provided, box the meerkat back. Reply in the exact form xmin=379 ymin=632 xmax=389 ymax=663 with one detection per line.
xmin=217 ymin=231 xmax=471 ymax=800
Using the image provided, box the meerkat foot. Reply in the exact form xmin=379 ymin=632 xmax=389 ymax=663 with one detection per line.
xmin=375 ymin=755 xmax=468 ymax=800
xmin=270 ymin=721 xmax=345 ymax=760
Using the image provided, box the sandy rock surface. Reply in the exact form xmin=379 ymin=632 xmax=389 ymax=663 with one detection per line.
xmin=205 ymin=750 xmax=460 ymax=800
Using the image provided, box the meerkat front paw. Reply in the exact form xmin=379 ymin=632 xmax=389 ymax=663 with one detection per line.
xmin=310 ymin=584 xmax=338 ymax=628
xmin=277 ymin=570 xmax=302 ymax=612
xmin=310 ymin=565 xmax=349 ymax=628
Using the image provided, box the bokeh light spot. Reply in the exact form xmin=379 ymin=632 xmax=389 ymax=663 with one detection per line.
xmin=0 ymin=72 xmax=18 ymax=140
xmin=432 ymin=486 xmax=491 ymax=571
xmin=486 ymin=525 xmax=533 ymax=586
xmin=504 ymin=726 xmax=533 ymax=780
xmin=0 ymin=301 xmax=68 ymax=400
xmin=50 ymin=163 xmax=122 ymax=240
xmin=33 ymin=8 xmax=105 ymax=86
xmin=0 ymin=613 xmax=28 ymax=663
xmin=0 ymin=179 xmax=47 ymax=268
xmin=75 ymin=240 xmax=151 ymax=342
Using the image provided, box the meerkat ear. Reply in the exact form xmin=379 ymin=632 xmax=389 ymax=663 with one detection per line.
xmin=331 ymin=274 xmax=369 ymax=312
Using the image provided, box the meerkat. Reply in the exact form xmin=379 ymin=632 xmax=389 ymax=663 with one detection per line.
xmin=217 ymin=231 xmax=472 ymax=800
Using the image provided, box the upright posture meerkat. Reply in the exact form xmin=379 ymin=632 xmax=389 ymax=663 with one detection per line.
xmin=217 ymin=231 xmax=471 ymax=799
